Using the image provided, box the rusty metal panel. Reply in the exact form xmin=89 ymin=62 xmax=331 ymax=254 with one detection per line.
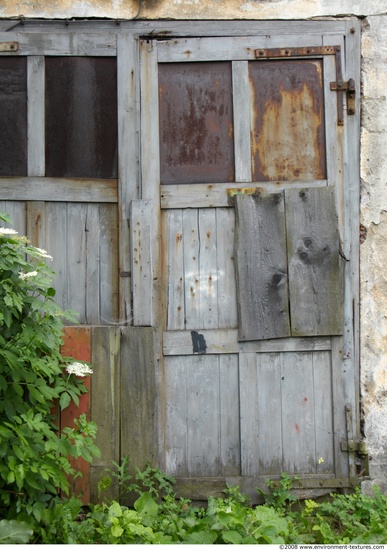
xmin=45 ymin=57 xmax=118 ymax=178
xmin=0 ymin=57 xmax=27 ymax=176
xmin=159 ymin=62 xmax=234 ymax=184
xmin=249 ymin=60 xmax=326 ymax=181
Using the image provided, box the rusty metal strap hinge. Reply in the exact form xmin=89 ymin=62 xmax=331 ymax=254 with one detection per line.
xmin=254 ymin=45 xmax=356 ymax=125
xmin=0 ymin=42 xmax=19 ymax=52
xmin=330 ymin=78 xmax=356 ymax=122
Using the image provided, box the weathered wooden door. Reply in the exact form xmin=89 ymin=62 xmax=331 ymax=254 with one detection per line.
xmin=139 ymin=25 xmax=361 ymax=501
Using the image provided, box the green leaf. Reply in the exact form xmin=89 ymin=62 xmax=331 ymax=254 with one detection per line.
xmin=111 ymin=524 xmax=124 ymax=538
xmin=108 ymin=501 xmax=123 ymax=519
xmin=47 ymin=287 xmax=56 ymax=297
xmin=134 ymin=492 xmax=159 ymax=518
xmin=59 ymin=391 xmax=71 ymax=410
xmin=185 ymin=530 xmax=218 ymax=544
xmin=0 ymin=519 xmax=33 ymax=544
xmin=222 ymin=530 xmax=243 ymax=544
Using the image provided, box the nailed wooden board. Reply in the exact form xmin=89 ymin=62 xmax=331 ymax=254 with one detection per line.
xmin=163 ymin=329 xmax=331 ymax=355
xmin=120 ymin=327 xmax=158 ymax=473
xmin=0 ymin=177 xmax=118 ymax=202
xmin=286 ymin=187 xmax=344 ymax=336
xmin=235 ymin=193 xmax=291 ymax=340
xmin=130 ymin=200 xmax=153 ymax=326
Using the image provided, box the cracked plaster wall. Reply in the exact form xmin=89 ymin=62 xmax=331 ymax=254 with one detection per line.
xmin=1 ymin=0 xmax=387 ymax=490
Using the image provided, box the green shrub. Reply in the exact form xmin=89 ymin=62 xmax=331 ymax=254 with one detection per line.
xmin=0 ymin=213 xmax=99 ymax=522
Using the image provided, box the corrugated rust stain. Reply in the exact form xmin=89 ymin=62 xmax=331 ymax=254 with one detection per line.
xmin=249 ymin=60 xmax=326 ymax=181
xmin=159 ymin=62 xmax=234 ymax=184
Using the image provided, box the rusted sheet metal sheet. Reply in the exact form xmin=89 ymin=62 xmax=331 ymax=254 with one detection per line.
xmin=254 ymin=46 xmax=336 ymax=58
xmin=61 ymin=327 xmax=91 ymax=504
xmin=249 ymin=60 xmax=326 ymax=181
xmin=158 ymin=61 xmax=234 ymax=184
xmin=0 ymin=57 xmax=27 ymax=176
xmin=45 ymin=57 xmax=118 ymax=179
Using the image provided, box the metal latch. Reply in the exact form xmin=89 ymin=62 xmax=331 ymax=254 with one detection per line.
xmin=0 ymin=42 xmax=19 ymax=52
xmin=342 ymin=404 xmax=369 ymax=478
xmin=330 ymin=78 xmax=356 ymax=121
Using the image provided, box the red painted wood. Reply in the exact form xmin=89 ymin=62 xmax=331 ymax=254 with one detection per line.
xmin=60 ymin=327 xmax=92 ymax=504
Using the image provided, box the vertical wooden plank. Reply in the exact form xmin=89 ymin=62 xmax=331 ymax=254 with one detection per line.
xmin=239 ymin=352 xmax=259 ymax=476
xmin=120 ymin=327 xmax=158 ymax=473
xmin=232 ymin=61 xmax=252 ymax=183
xmin=130 ymin=200 xmax=152 ymax=326
xmin=313 ymin=351 xmax=335 ymax=474
xmin=219 ymin=354 xmax=240 ymax=476
xmin=235 ymin=193 xmax=290 ymax=340
xmin=342 ymin=21 xmax=361 ymax=433
xmin=281 ymin=352 xmax=315 ymax=474
xmin=67 ymin=204 xmax=87 ymax=323
xmin=166 ymin=210 xmax=185 ymax=330
xmin=90 ymin=327 xmax=121 ymax=503
xmin=27 ymin=56 xmax=45 ymax=176
xmin=165 ymin=357 xmax=188 ymax=476
xmin=256 ymin=353 xmax=283 ymax=475
xmin=286 ymin=187 xmax=344 ymax=337
xmin=26 ymin=201 xmax=46 ymax=250
xmin=331 ymin=337 xmax=349 ymax=478
xmin=61 ymin=327 xmax=91 ymax=504
xmin=100 ymin=204 xmax=119 ymax=325
xmin=187 ymin=355 xmax=220 ymax=476
xmin=85 ymin=204 xmax=100 ymax=324
xmin=216 ymin=208 xmax=237 ymax=329
xmin=183 ymin=209 xmax=200 ymax=330
xmin=140 ymin=40 xmax=160 ymax=327
xmin=0 ymin=201 xmax=26 ymax=234
xmin=45 ymin=203 xmax=68 ymax=313
xmin=198 ymin=208 xmax=218 ymax=329
xmin=117 ymin=34 xmax=139 ymax=323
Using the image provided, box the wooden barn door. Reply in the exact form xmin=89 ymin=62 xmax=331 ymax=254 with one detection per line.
xmin=140 ymin=27 xmax=360 ymax=501
xmin=139 ymin=29 xmax=361 ymax=501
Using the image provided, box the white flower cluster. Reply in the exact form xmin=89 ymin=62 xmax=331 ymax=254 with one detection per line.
xmin=35 ymin=247 xmax=53 ymax=261
xmin=19 ymin=270 xmax=38 ymax=280
xmin=0 ymin=227 xmax=18 ymax=236
xmin=65 ymin=362 xmax=93 ymax=377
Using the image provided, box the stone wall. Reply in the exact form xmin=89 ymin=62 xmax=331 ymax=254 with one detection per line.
xmin=1 ymin=0 xmax=387 ymax=490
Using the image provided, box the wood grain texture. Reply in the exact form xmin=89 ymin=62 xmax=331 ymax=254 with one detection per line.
xmin=120 ymin=327 xmax=158 ymax=472
xmin=130 ymin=200 xmax=153 ymax=326
xmin=90 ymin=328 xmax=121 ymax=502
xmin=160 ymin=181 xmax=327 ymax=209
xmin=164 ymin=354 xmax=240 ymax=477
xmin=286 ymin=187 xmax=344 ymax=336
xmin=27 ymin=56 xmax=45 ymax=176
xmin=235 ymin=193 xmax=291 ymax=340
xmin=163 ymin=329 xmax=331 ymax=355
xmin=90 ymin=327 xmax=121 ymax=487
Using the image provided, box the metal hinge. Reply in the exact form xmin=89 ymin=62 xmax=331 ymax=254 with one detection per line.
xmin=330 ymin=78 xmax=356 ymax=123
xmin=342 ymin=404 xmax=369 ymax=478
xmin=0 ymin=42 xmax=19 ymax=52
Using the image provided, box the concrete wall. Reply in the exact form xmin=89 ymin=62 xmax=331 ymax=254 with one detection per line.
xmin=2 ymin=0 xmax=387 ymax=490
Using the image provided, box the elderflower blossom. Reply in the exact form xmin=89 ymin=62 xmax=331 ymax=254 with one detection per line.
xmin=19 ymin=270 xmax=38 ymax=280
xmin=0 ymin=227 xmax=18 ymax=236
xmin=35 ymin=247 xmax=53 ymax=260
xmin=66 ymin=362 xmax=93 ymax=377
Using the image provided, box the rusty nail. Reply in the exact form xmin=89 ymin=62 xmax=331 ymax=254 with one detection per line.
xmin=259 ymin=50 xmax=264 ymax=56
xmin=350 ymin=27 xmax=356 ymax=34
